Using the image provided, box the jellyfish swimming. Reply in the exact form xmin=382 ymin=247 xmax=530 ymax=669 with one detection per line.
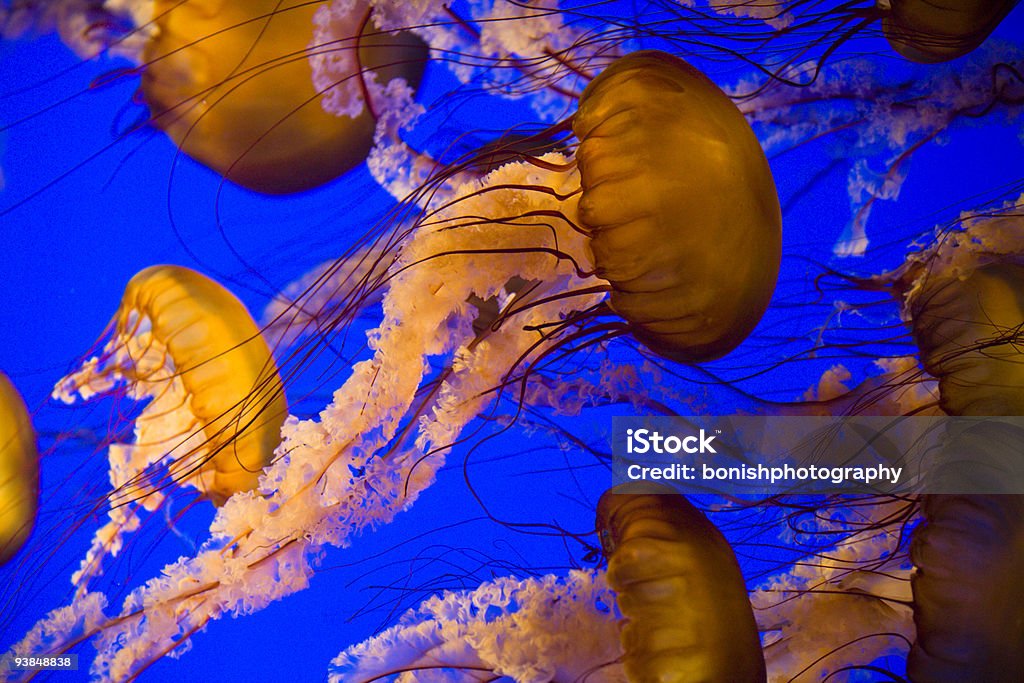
xmin=597 ymin=483 xmax=766 ymax=682
xmin=882 ymin=0 xmax=1022 ymax=63
xmin=332 ymin=483 xmax=767 ymax=683
xmin=573 ymin=49 xmax=781 ymax=363
xmin=52 ymin=264 xmax=288 ymax=592
xmin=1 ymin=0 xmax=428 ymax=194
xmin=0 ymin=371 xmax=37 ymax=567
xmin=139 ymin=0 xmax=428 ymax=194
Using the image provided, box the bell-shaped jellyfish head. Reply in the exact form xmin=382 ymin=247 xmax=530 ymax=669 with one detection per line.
xmin=909 ymin=429 xmax=1024 ymax=681
xmin=53 ymin=265 xmax=289 ymax=592
xmin=56 ymin=264 xmax=288 ymax=505
xmin=573 ymin=50 xmax=782 ymax=364
xmin=907 ymin=261 xmax=1024 ymax=416
xmin=596 ymin=482 xmax=766 ymax=683
xmin=142 ymin=0 xmax=427 ymax=194
xmin=0 ymin=371 xmax=38 ymax=567
xmin=892 ymin=202 xmax=1024 ymax=418
xmin=882 ymin=0 xmax=1021 ymax=63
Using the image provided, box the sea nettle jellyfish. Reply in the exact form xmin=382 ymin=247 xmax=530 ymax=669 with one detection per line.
xmin=596 ymin=483 xmax=766 ymax=682
xmin=1 ymin=0 xmax=428 ymax=194
xmin=694 ymin=0 xmax=1020 ymax=65
xmin=331 ymin=484 xmax=766 ymax=683
xmin=881 ymin=0 xmax=1021 ymax=63
xmin=878 ymin=199 xmax=1024 ymax=680
xmin=0 ymin=371 xmax=38 ymax=567
xmin=5 ymin=48 xmax=781 ymax=678
xmin=141 ymin=0 xmax=427 ymax=193
xmin=51 ymin=264 xmax=288 ymax=593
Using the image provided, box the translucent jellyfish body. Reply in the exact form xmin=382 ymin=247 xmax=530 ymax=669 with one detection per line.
xmin=53 ymin=264 xmax=287 ymax=589
xmin=0 ymin=372 xmax=38 ymax=567
xmin=882 ymin=0 xmax=1022 ymax=63
xmin=142 ymin=0 xmax=426 ymax=193
xmin=597 ymin=484 xmax=766 ymax=683
xmin=574 ymin=50 xmax=782 ymax=363
xmin=889 ymin=201 xmax=1024 ymax=417
xmin=882 ymin=200 xmax=1024 ymax=680
xmin=909 ymin=441 xmax=1024 ymax=681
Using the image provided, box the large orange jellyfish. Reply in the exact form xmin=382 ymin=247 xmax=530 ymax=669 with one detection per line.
xmin=1 ymin=0 xmax=428 ymax=194
xmin=0 ymin=371 xmax=37 ymax=567
xmin=573 ymin=50 xmax=781 ymax=363
xmin=139 ymin=0 xmax=427 ymax=194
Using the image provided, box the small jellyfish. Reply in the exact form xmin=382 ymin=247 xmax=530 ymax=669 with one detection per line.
xmin=597 ymin=483 xmax=766 ymax=683
xmin=54 ymin=264 xmax=288 ymax=589
xmin=574 ymin=50 xmax=782 ymax=363
xmin=882 ymin=0 xmax=1022 ymax=63
xmin=141 ymin=0 xmax=426 ymax=193
xmin=0 ymin=371 xmax=38 ymax=567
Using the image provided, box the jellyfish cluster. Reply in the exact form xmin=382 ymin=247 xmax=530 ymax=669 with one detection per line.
xmin=1 ymin=0 xmax=1024 ymax=681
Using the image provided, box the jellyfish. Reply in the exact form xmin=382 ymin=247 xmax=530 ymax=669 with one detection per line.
xmin=597 ymin=483 xmax=766 ymax=682
xmin=699 ymin=0 xmax=1021 ymax=65
xmin=138 ymin=0 xmax=428 ymax=194
xmin=0 ymin=371 xmax=38 ymax=567
xmin=1 ymin=0 xmax=428 ymax=194
xmin=877 ymin=200 xmax=1024 ymax=680
xmin=332 ymin=484 xmax=768 ymax=683
xmin=882 ymin=0 xmax=1022 ymax=63
xmin=52 ymin=264 xmax=288 ymax=592
xmin=572 ymin=49 xmax=781 ymax=363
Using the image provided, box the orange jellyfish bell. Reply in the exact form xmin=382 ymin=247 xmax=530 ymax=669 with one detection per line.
xmin=57 ymin=264 xmax=288 ymax=506
xmin=901 ymin=260 xmax=1024 ymax=416
xmin=53 ymin=265 xmax=289 ymax=591
xmin=573 ymin=50 xmax=782 ymax=364
xmin=142 ymin=0 xmax=427 ymax=194
xmin=882 ymin=0 xmax=1021 ymax=64
xmin=0 ymin=371 xmax=38 ymax=566
xmin=597 ymin=483 xmax=766 ymax=683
